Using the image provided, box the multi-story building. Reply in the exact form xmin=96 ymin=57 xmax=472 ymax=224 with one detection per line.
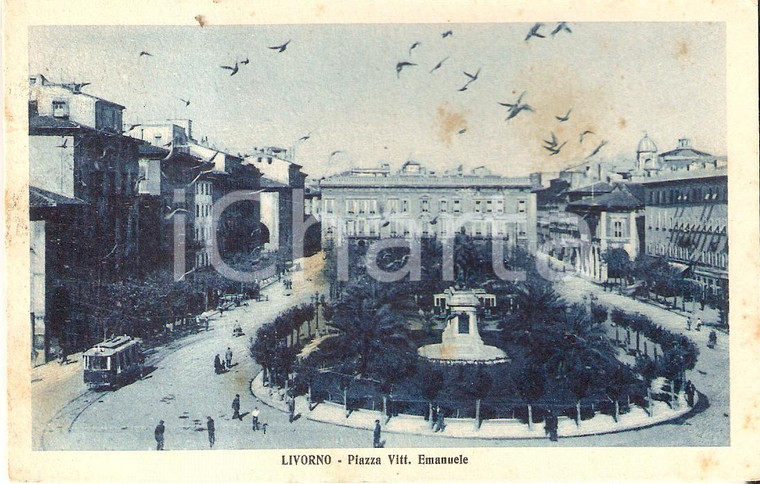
xmin=319 ymin=161 xmax=538 ymax=253
xmin=128 ymin=122 xmax=261 ymax=270
xmin=564 ymin=183 xmax=646 ymax=281
xmin=29 ymin=186 xmax=88 ymax=365
xmin=245 ymin=147 xmax=311 ymax=262
xmin=28 ymin=74 xmax=143 ymax=360
xmin=637 ymin=166 xmax=728 ymax=297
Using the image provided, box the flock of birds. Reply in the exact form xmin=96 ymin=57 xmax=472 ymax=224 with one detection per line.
xmin=394 ymin=22 xmax=609 ymax=161
xmin=127 ymin=26 xmax=609 ymax=165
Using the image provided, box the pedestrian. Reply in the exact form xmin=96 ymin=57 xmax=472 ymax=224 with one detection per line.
xmin=232 ymin=394 xmax=241 ymax=420
xmin=225 ymin=347 xmax=233 ymax=368
xmin=262 ymin=422 xmax=268 ymax=435
xmin=252 ymin=406 xmax=260 ymax=431
xmin=205 ymin=317 xmax=209 ymax=332
xmin=686 ymin=316 xmax=692 ymax=331
xmin=696 ymin=317 xmax=702 ymax=331
xmin=431 ymin=404 xmax=438 ymax=427
xmin=373 ymin=419 xmax=382 ymax=448
xmin=154 ymin=420 xmax=165 ymax=450
xmin=545 ymin=411 xmax=558 ymax=442
xmin=207 ymin=417 xmax=215 ymax=448
xmin=435 ymin=406 xmax=445 ymax=433
xmin=288 ymin=396 xmax=295 ymax=423
xmin=685 ymin=381 xmax=695 ymax=407
xmin=214 ymin=354 xmax=222 ymax=374
xmin=708 ymin=330 xmax=717 ymax=349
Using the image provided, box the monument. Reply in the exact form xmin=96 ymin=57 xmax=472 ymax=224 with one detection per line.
xmin=418 ymin=286 xmax=508 ymax=362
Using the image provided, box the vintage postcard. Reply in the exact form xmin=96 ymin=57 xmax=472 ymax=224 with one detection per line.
xmin=4 ymin=0 xmax=760 ymax=481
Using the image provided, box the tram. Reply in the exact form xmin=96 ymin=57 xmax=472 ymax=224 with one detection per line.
xmin=83 ymin=335 xmax=144 ymax=388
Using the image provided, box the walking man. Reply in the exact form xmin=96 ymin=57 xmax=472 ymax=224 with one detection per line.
xmin=373 ymin=419 xmax=382 ymax=448
xmin=252 ymin=406 xmax=260 ymax=431
xmin=154 ymin=420 xmax=165 ymax=450
xmin=288 ymin=396 xmax=296 ymax=423
xmin=225 ymin=347 xmax=233 ymax=368
xmin=207 ymin=417 xmax=215 ymax=448
xmin=232 ymin=394 xmax=241 ymax=421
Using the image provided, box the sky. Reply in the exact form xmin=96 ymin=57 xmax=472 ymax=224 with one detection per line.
xmin=29 ymin=23 xmax=726 ymax=179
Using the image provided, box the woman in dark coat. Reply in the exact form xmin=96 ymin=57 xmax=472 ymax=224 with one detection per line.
xmin=214 ymin=354 xmax=222 ymax=374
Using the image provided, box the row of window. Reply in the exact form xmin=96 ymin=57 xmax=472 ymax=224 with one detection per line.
xmin=195 ymin=203 xmax=212 ymax=218
xmin=648 ymin=212 xmax=727 ymax=233
xmin=195 ymin=251 xmax=210 ymax=268
xmin=647 ymin=243 xmax=728 ymax=268
xmin=647 ymin=184 xmax=727 ymax=205
xmin=337 ymin=220 xmax=527 ymax=238
xmin=326 ymin=198 xmax=528 ymax=215
xmin=195 ymin=182 xmax=212 ymax=196
xmin=195 ymin=225 xmax=212 ymax=242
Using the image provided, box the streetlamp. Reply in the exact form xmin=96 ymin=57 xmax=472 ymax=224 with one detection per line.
xmin=311 ymin=292 xmax=323 ymax=336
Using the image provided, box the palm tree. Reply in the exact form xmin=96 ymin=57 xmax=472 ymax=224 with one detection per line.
xmin=323 ymin=287 xmax=413 ymax=378
xmin=517 ymin=366 xmax=545 ymax=430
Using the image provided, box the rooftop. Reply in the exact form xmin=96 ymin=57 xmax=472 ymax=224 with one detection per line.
xmin=29 ymin=186 xmax=87 ymax=208
xmin=566 ymin=184 xmax=644 ymax=211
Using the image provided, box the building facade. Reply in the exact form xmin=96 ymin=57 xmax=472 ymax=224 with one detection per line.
xmin=319 ymin=161 xmax=538 ymax=252
xmin=564 ymin=184 xmax=646 ymax=281
xmin=245 ymin=147 xmax=312 ymax=262
xmin=638 ymin=167 xmax=728 ymax=297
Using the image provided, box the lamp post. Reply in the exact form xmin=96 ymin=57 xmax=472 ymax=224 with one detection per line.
xmin=311 ymin=292 xmax=323 ymax=337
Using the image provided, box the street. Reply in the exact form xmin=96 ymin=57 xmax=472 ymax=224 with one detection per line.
xmin=33 ymin=256 xmax=729 ymax=450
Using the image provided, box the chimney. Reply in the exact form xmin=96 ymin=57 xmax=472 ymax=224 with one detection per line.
xmin=678 ymin=138 xmax=691 ymax=149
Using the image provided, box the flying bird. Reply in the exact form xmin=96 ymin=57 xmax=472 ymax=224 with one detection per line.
xmin=164 ymin=208 xmax=189 ymax=220
xmin=125 ymin=123 xmax=142 ymax=131
xmin=555 ymin=108 xmax=572 ymax=122
xmin=268 ymin=40 xmax=291 ymax=53
xmin=442 ymin=30 xmax=453 ymax=38
xmin=298 ymin=134 xmax=311 ymax=142
xmin=329 ymin=150 xmax=343 ymax=158
xmin=240 ymin=57 xmax=250 ymax=65
xmin=458 ymin=128 xmax=467 ymax=135
xmin=498 ymin=91 xmax=526 ymax=109
xmin=544 ymin=140 xmax=568 ymax=156
xmin=579 ymin=130 xmax=594 ymax=143
xmin=551 ymin=22 xmax=572 ymax=36
xmin=500 ymin=92 xmax=534 ymax=121
xmin=463 ymin=67 xmax=481 ymax=82
xmin=505 ymin=103 xmax=534 ymax=121
xmin=188 ymin=168 xmax=214 ymax=187
xmin=458 ymin=68 xmax=481 ymax=91
xmin=139 ymin=51 xmax=153 ymax=57
xmin=409 ymin=41 xmax=421 ymax=56
xmin=396 ymin=61 xmax=416 ymax=78
xmin=220 ymin=62 xmax=239 ymax=76
xmin=586 ymin=140 xmax=608 ymax=158
xmin=180 ymin=98 xmax=191 ymax=107
xmin=72 ymin=82 xmax=91 ymax=90
xmin=543 ymin=131 xmax=558 ymax=149
xmin=381 ymin=220 xmax=391 ymax=228
xmin=525 ymin=23 xmax=545 ymax=41
xmin=56 ymin=139 xmax=68 ymax=149
xmin=430 ymin=56 xmax=449 ymax=73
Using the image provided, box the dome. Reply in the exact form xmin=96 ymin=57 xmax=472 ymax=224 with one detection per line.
xmin=637 ymin=133 xmax=658 ymax=153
